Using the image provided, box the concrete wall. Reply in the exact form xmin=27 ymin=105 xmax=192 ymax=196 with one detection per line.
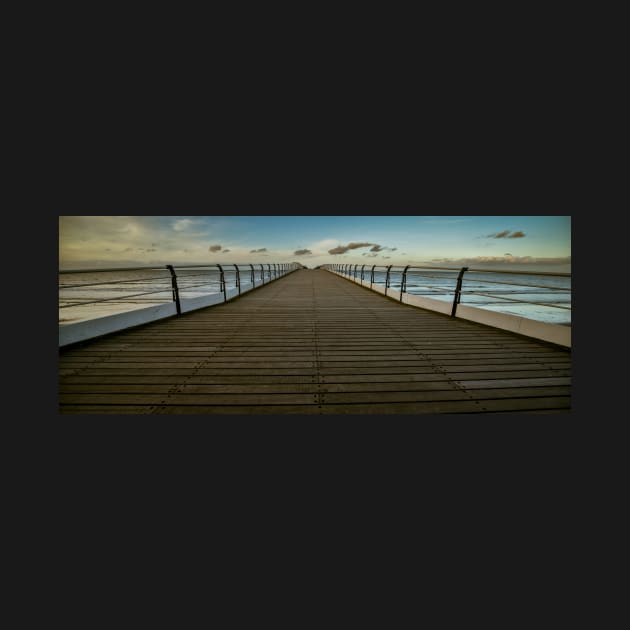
xmin=328 ymin=270 xmax=571 ymax=348
xmin=59 ymin=302 xmax=178 ymax=347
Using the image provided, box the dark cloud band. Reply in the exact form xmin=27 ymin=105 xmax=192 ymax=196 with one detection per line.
xmin=486 ymin=231 xmax=526 ymax=239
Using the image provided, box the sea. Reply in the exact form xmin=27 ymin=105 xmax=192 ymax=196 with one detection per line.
xmin=59 ymin=267 xmax=571 ymax=326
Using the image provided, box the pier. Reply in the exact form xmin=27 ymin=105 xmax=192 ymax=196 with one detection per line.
xmin=59 ymin=269 xmax=571 ymax=414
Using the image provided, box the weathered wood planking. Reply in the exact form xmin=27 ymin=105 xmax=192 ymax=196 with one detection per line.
xmin=59 ymin=269 xmax=571 ymax=414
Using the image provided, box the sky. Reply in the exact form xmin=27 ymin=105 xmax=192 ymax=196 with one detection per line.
xmin=59 ymin=215 xmax=571 ymax=271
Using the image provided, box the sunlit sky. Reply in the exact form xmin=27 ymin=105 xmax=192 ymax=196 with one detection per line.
xmin=59 ymin=215 xmax=571 ymax=271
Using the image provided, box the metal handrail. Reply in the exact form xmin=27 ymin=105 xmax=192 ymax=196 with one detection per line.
xmin=59 ymin=262 xmax=300 ymax=317
xmin=323 ymin=263 xmax=571 ymax=319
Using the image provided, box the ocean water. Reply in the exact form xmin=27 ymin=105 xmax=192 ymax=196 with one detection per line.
xmin=59 ymin=266 xmax=571 ymax=326
xmin=58 ymin=267 xmax=270 ymax=324
xmin=358 ymin=268 xmax=571 ymax=325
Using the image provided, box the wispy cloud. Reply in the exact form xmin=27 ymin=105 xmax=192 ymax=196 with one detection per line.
xmin=425 ymin=255 xmax=570 ymax=266
xmin=173 ymin=219 xmax=194 ymax=231
xmin=328 ymin=242 xmax=390 ymax=255
xmin=486 ymin=230 xmax=526 ymax=239
xmin=209 ymin=244 xmax=222 ymax=252
xmin=294 ymin=249 xmax=312 ymax=256
xmin=250 ymin=248 xmax=268 ymax=253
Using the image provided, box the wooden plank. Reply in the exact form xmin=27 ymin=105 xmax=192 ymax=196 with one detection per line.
xmin=68 ymin=368 xmax=319 ymax=376
xmin=318 ymin=370 xmax=570 ymax=382
xmin=61 ymin=374 xmax=319 ymax=385
xmin=471 ymin=397 xmax=571 ymax=412
xmin=320 ymin=381 xmax=458 ymax=393
xmin=454 ymin=377 xmax=571 ymax=389
xmin=151 ymin=405 xmax=322 ymax=414
xmin=442 ymin=369 xmax=571 ymax=379
xmin=320 ymin=390 xmax=472 ymax=404
xmin=466 ymin=386 xmax=571 ymax=399
xmin=317 ymin=400 xmax=487 ymax=414
xmin=60 ymin=392 xmax=320 ymax=405
xmin=58 ymin=405 xmax=156 ymax=414
xmin=61 ymin=384 xmax=183 ymax=394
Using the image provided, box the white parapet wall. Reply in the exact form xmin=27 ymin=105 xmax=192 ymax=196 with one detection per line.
xmin=454 ymin=304 xmax=571 ymax=348
xmin=59 ymin=302 xmax=179 ymax=347
xmin=328 ymin=270 xmax=571 ymax=348
xmin=59 ymin=273 xmax=286 ymax=347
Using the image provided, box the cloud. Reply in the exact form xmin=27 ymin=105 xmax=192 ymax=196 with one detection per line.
xmin=421 ymin=255 xmax=571 ymax=266
xmin=173 ymin=219 xmax=194 ymax=231
xmin=294 ymin=249 xmax=312 ymax=256
xmin=311 ymin=239 xmax=342 ymax=251
xmin=486 ymin=230 xmax=526 ymax=239
xmin=328 ymin=242 xmax=388 ymax=255
xmin=250 ymin=248 xmax=268 ymax=253
xmin=209 ymin=244 xmax=222 ymax=252
xmin=222 ymin=249 xmax=231 ymax=253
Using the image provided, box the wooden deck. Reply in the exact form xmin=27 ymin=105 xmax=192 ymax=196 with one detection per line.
xmin=59 ymin=269 xmax=571 ymax=414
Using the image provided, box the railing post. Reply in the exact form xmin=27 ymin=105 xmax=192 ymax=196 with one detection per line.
xmin=259 ymin=264 xmax=264 ymax=283
xmin=360 ymin=265 xmax=365 ymax=282
xmin=166 ymin=265 xmax=181 ymax=315
xmin=353 ymin=264 xmax=358 ymax=280
xmin=250 ymin=263 xmax=255 ymax=287
xmin=267 ymin=264 xmax=272 ymax=282
xmin=273 ymin=263 xmax=277 ymax=279
xmin=216 ymin=264 xmax=227 ymax=302
xmin=384 ymin=265 xmax=392 ymax=297
xmin=234 ymin=264 xmax=241 ymax=295
xmin=451 ymin=267 xmax=469 ymax=317
xmin=400 ymin=265 xmax=410 ymax=301
xmin=370 ymin=265 xmax=375 ymax=288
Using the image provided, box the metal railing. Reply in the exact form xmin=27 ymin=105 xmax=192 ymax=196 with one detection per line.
xmin=323 ymin=263 xmax=571 ymax=321
xmin=59 ymin=262 xmax=300 ymax=320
